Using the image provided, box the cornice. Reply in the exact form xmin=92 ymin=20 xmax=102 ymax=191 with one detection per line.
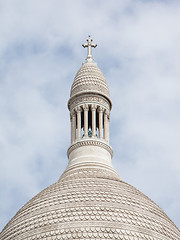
xmin=68 ymin=93 xmax=111 ymax=111
xmin=67 ymin=139 xmax=113 ymax=159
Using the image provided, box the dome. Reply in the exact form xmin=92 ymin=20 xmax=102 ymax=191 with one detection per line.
xmin=1 ymin=37 xmax=179 ymax=240
xmin=0 ymin=167 xmax=179 ymax=240
xmin=70 ymin=59 xmax=111 ymax=104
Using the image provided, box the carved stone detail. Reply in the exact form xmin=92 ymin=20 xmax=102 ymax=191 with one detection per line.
xmin=1 ymin=171 xmax=179 ymax=240
xmin=67 ymin=139 xmax=113 ymax=158
xmin=97 ymin=105 xmax=103 ymax=113
xmin=83 ymin=104 xmax=89 ymax=110
xmin=68 ymin=94 xmax=111 ymax=111
xmin=90 ymin=103 xmax=97 ymax=110
xmin=70 ymin=61 xmax=110 ymax=102
xmin=76 ymin=106 xmax=82 ymax=112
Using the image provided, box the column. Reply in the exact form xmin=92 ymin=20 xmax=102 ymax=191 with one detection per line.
xmin=98 ymin=106 xmax=103 ymax=139
xmin=107 ymin=114 xmax=110 ymax=144
xmin=84 ymin=105 xmax=88 ymax=138
xmin=104 ymin=110 xmax=109 ymax=143
xmin=91 ymin=104 xmax=96 ymax=137
xmin=70 ymin=113 xmax=73 ymax=143
xmin=71 ymin=110 xmax=76 ymax=143
xmin=77 ymin=107 xmax=81 ymax=139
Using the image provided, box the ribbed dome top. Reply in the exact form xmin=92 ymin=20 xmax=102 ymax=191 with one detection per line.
xmin=70 ymin=59 xmax=110 ymax=101
xmin=1 ymin=167 xmax=179 ymax=240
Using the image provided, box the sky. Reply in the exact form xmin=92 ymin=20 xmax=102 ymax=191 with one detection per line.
xmin=0 ymin=0 xmax=180 ymax=231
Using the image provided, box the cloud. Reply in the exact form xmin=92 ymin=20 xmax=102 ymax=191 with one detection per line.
xmin=0 ymin=0 xmax=180 ymax=230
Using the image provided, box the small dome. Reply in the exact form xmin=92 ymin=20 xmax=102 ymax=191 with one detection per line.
xmin=70 ymin=59 xmax=110 ymax=102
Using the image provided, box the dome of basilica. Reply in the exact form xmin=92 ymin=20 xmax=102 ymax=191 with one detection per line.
xmin=1 ymin=37 xmax=179 ymax=240
xmin=0 ymin=167 xmax=179 ymax=240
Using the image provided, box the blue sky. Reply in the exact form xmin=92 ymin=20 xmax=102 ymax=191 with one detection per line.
xmin=0 ymin=0 xmax=180 ymax=230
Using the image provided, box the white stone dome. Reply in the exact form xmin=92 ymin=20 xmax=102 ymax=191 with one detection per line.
xmin=70 ymin=59 xmax=111 ymax=104
xmin=0 ymin=167 xmax=179 ymax=240
xmin=1 ymin=37 xmax=179 ymax=240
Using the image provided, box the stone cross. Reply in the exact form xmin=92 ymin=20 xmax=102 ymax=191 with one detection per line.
xmin=82 ymin=36 xmax=97 ymax=58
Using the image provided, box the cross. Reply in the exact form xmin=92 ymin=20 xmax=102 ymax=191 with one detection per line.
xmin=82 ymin=35 xmax=97 ymax=59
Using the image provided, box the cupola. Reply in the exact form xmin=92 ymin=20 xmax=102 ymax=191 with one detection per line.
xmin=66 ymin=36 xmax=116 ymax=176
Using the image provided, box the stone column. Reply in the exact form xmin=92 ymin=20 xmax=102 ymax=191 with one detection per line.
xmin=84 ymin=105 xmax=89 ymax=138
xmin=98 ymin=106 xmax=103 ymax=139
xmin=104 ymin=110 xmax=109 ymax=143
xmin=107 ymin=114 xmax=110 ymax=144
xmin=70 ymin=113 xmax=73 ymax=144
xmin=91 ymin=104 xmax=96 ymax=137
xmin=71 ymin=110 xmax=76 ymax=143
xmin=77 ymin=107 xmax=81 ymax=139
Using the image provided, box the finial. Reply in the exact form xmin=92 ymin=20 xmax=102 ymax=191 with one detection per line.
xmin=82 ymin=35 xmax=97 ymax=59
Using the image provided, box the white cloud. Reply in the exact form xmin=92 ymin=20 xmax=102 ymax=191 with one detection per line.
xmin=0 ymin=0 xmax=180 ymax=230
